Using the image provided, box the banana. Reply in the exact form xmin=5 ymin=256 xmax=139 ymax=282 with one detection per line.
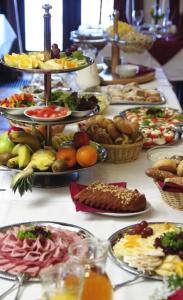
xmin=31 ymin=125 xmax=45 ymax=146
xmin=11 ymin=144 xmax=22 ymax=155
xmin=7 ymin=156 xmax=19 ymax=168
xmin=9 ymin=131 xmax=41 ymax=151
xmin=17 ymin=145 xmax=31 ymax=169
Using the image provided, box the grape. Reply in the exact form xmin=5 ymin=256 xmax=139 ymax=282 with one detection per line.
xmin=70 ymin=44 xmax=78 ymax=52
xmin=141 ymin=226 xmax=153 ymax=238
xmin=154 ymin=237 xmax=161 ymax=248
xmin=133 ymin=224 xmax=143 ymax=234
xmin=127 ymin=228 xmax=137 ymax=235
xmin=140 ymin=221 xmax=148 ymax=229
xmin=179 ymin=251 xmax=183 ymax=259
xmin=52 ymin=43 xmax=58 ymax=49
xmin=65 ymin=48 xmax=72 ymax=56
xmin=51 ymin=48 xmax=60 ymax=59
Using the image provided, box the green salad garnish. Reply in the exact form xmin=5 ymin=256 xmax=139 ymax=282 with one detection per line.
xmin=17 ymin=226 xmax=51 ymax=240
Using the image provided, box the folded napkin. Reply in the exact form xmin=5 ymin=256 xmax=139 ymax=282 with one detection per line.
xmin=157 ymin=181 xmax=183 ymax=193
xmin=69 ymin=182 xmax=127 ymax=213
xmin=137 ymin=65 xmax=155 ymax=76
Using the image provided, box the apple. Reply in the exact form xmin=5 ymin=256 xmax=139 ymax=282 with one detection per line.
xmin=0 ymin=132 xmax=15 ymax=154
xmin=8 ymin=126 xmax=24 ymax=137
xmin=73 ymin=131 xmax=90 ymax=149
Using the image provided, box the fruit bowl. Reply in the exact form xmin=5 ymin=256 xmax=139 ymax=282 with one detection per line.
xmin=24 ymin=105 xmax=71 ymax=122
xmin=0 ymin=93 xmax=39 ymax=115
xmin=0 ymin=106 xmax=30 ymax=116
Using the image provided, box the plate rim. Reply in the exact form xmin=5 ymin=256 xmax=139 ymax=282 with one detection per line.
xmin=24 ymin=105 xmax=72 ymax=121
xmin=108 ymin=221 xmax=183 ymax=280
xmin=94 ymin=201 xmax=151 ymax=217
xmin=0 ymin=56 xmax=93 ymax=74
xmin=0 ymin=221 xmax=92 ymax=282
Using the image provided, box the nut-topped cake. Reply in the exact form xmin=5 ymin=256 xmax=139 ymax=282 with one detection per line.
xmin=74 ymin=182 xmax=146 ymax=212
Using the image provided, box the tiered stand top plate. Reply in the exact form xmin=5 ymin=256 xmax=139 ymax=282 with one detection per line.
xmin=0 ymin=57 xmax=93 ymax=74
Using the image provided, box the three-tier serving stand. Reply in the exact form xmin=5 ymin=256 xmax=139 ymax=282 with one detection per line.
xmin=1 ymin=4 xmax=95 ymax=187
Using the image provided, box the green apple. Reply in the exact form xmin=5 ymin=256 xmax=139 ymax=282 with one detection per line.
xmin=0 ymin=132 xmax=15 ymax=154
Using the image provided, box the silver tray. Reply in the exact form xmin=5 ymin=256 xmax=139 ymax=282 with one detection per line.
xmin=0 ymin=57 xmax=93 ymax=74
xmin=2 ymin=109 xmax=97 ymax=126
xmin=109 ymin=93 xmax=166 ymax=105
xmin=108 ymin=222 xmax=183 ymax=281
xmin=121 ymin=106 xmax=180 ymax=116
xmin=0 ymin=163 xmax=96 ymax=176
xmin=0 ymin=221 xmax=92 ymax=282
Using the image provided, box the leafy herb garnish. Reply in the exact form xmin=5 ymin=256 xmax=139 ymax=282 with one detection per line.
xmin=17 ymin=226 xmax=51 ymax=240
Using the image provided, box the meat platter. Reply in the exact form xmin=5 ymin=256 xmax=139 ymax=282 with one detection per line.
xmin=0 ymin=221 xmax=92 ymax=281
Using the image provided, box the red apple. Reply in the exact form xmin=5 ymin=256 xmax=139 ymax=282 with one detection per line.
xmin=8 ymin=126 xmax=24 ymax=137
xmin=73 ymin=131 xmax=90 ymax=149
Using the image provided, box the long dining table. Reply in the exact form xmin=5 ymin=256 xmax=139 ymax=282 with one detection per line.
xmin=0 ymin=67 xmax=182 ymax=300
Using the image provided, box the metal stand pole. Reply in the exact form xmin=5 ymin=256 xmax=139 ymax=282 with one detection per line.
xmin=42 ymin=4 xmax=52 ymax=145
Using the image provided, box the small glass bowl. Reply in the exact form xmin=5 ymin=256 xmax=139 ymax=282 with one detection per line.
xmin=147 ymin=144 xmax=183 ymax=163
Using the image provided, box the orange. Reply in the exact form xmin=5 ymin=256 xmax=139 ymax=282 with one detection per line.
xmin=56 ymin=147 xmax=77 ymax=168
xmin=76 ymin=145 xmax=97 ymax=167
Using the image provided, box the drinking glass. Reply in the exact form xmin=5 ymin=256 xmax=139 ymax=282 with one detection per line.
xmin=132 ymin=9 xmax=143 ymax=30
xmin=40 ymin=259 xmax=85 ymax=300
xmin=69 ymin=237 xmax=113 ymax=300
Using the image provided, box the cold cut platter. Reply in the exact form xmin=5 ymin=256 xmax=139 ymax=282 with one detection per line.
xmin=0 ymin=221 xmax=92 ymax=281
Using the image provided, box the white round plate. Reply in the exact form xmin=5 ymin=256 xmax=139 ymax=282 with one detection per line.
xmin=24 ymin=105 xmax=71 ymax=121
xmin=0 ymin=106 xmax=28 ymax=115
xmin=94 ymin=201 xmax=151 ymax=217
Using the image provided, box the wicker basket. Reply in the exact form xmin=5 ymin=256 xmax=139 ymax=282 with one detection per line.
xmin=156 ymin=182 xmax=183 ymax=210
xmin=102 ymin=139 xmax=143 ymax=163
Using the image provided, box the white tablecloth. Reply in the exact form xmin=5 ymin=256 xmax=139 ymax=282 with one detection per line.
xmin=0 ymin=68 xmax=182 ymax=300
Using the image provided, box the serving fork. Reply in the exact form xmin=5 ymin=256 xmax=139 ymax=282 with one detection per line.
xmin=112 ymin=271 xmax=161 ymax=291
xmin=0 ymin=273 xmax=28 ymax=300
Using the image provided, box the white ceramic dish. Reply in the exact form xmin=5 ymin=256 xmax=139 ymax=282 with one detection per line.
xmin=71 ymin=109 xmax=93 ymax=117
xmin=24 ymin=105 xmax=71 ymax=122
xmin=94 ymin=201 xmax=151 ymax=217
xmin=0 ymin=106 xmax=29 ymax=115
xmin=115 ymin=64 xmax=139 ymax=78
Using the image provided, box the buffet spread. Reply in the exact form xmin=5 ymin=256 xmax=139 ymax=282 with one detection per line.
xmin=1 ymin=7 xmax=183 ymax=300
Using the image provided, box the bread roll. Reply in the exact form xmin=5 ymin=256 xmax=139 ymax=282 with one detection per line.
xmin=145 ymin=168 xmax=176 ymax=181
xmin=107 ymin=123 xmax=121 ymax=140
xmin=153 ymin=159 xmax=179 ymax=173
xmin=165 ymin=177 xmax=183 ymax=187
xmin=177 ymin=161 xmax=183 ymax=176
xmin=113 ymin=116 xmax=139 ymax=135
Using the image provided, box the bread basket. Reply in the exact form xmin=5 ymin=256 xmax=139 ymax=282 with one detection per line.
xmin=155 ymin=182 xmax=183 ymax=210
xmin=102 ymin=138 xmax=143 ymax=163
